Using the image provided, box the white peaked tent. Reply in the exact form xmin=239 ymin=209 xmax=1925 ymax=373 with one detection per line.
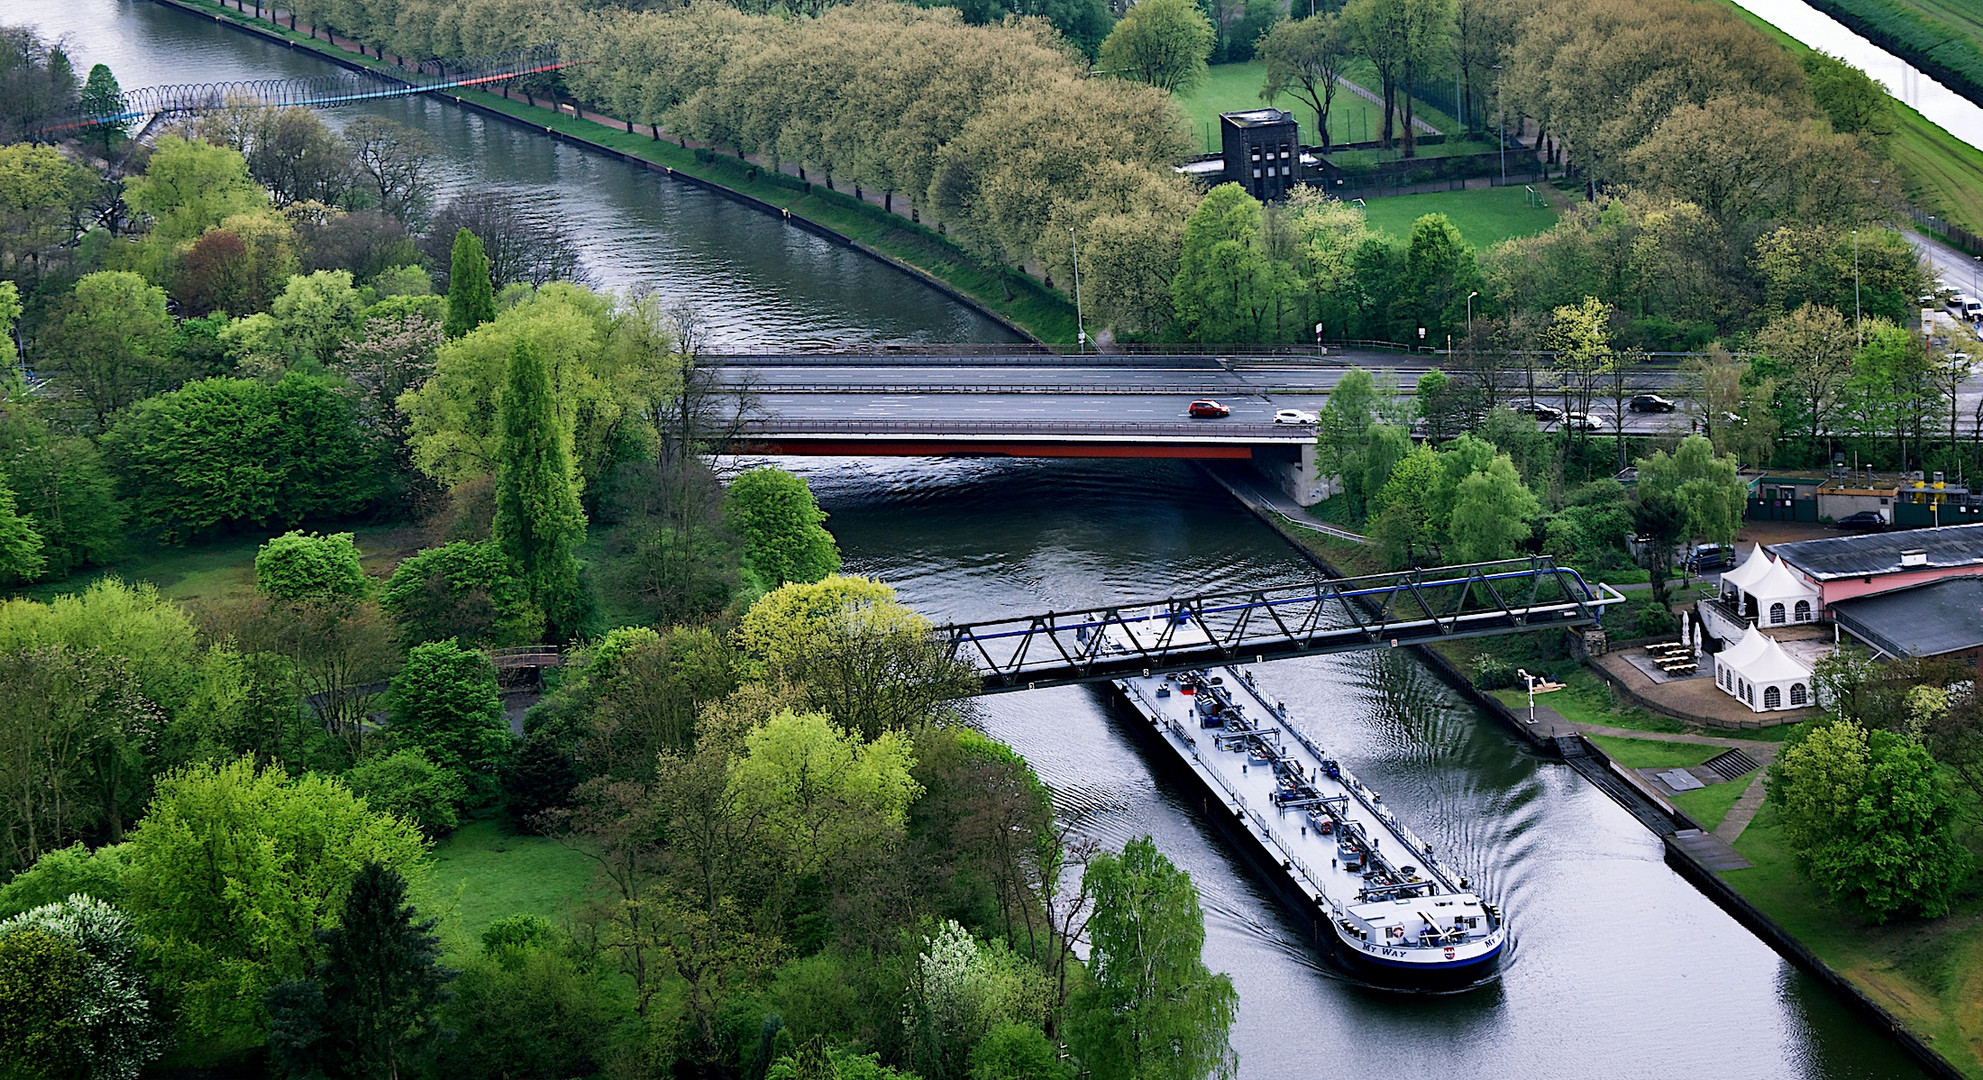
xmin=1714 ymin=625 xmax=1814 ymax=713
xmin=1719 ymin=546 xmax=1819 ymax=627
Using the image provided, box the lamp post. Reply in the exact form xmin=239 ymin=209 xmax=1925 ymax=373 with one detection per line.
xmin=1418 ymin=326 xmax=1426 ymax=353
xmin=1517 ymin=668 xmax=1536 ymax=724
xmin=1315 ymin=321 xmax=1325 ymax=357
xmin=1853 ymin=229 xmax=1862 ymax=344
xmin=1493 ymin=65 xmax=1505 ymax=184
xmin=1069 ymin=227 xmax=1086 ymax=355
xmin=1466 ymin=290 xmax=1479 ymax=327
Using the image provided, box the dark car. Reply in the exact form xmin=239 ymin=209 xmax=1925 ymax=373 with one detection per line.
xmin=1836 ymin=510 xmax=1888 ymax=532
xmin=1518 ymin=401 xmax=1564 ymax=422
xmin=1686 ymin=544 xmax=1733 ymax=572
xmin=1629 ymin=394 xmax=1676 ymax=413
xmin=1188 ymin=399 xmax=1231 ymax=419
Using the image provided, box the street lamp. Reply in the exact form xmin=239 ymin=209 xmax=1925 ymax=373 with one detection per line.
xmin=1517 ymin=668 xmax=1536 ymax=724
xmin=1314 ymin=321 xmax=1325 ymax=357
xmin=1853 ymin=229 xmax=1862 ymax=344
xmin=1418 ymin=326 xmax=1426 ymax=353
xmin=1466 ymin=289 xmax=1479 ymax=328
xmin=1069 ymin=227 xmax=1086 ymax=356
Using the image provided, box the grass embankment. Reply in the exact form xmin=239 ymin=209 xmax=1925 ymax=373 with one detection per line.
xmin=165 ymin=0 xmax=1078 ymax=344
xmin=1715 ymin=0 xmax=1983 ymax=240
xmin=1805 ymin=0 xmax=1983 ymax=109
xmin=418 ymin=820 xmax=607 ymax=962
xmin=1356 ymin=185 xmax=1561 ymax=248
xmin=1724 ymin=802 xmax=1983 ymax=1078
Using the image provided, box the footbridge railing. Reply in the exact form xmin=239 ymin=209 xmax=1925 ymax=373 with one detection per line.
xmin=937 ymin=557 xmax=1628 ymax=692
xmin=36 ymin=44 xmax=577 ymax=136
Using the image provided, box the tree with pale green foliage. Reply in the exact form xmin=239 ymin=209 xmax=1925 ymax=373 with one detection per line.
xmin=727 ymin=709 xmax=921 ymax=875
xmin=123 ymin=136 xmax=265 ymax=245
xmin=1767 ymin=721 xmax=1969 ymax=922
xmin=255 ymin=531 xmax=367 ymax=609
xmin=0 ymin=464 xmax=45 ymax=584
xmin=388 ymin=639 xmax=511 ymax=808
xmin=492 ymin=339 xmax=588 ymax=640
xmin=1448 ymin=453 xmax=1540 ymax=562
xmin=1068 ymin=836 xmax=1236 ymax=1080
xmin=1171 ymin=184 xmax=1273 ymax=344
xmin=269 ymin=269 xmax=364 ymax=366
xmin=1369 ymin=444 xmax=1440 ymax=568
xmin=0 ymin=895 xmax=161 ymax=1080
xmin=903 ymin=919 xmax=1053 ymax=1080
xmin=122 ymin=757 xmax=425 ymax=1045
xmin=1097 ymin=0 xmax=1214 ymax=93
xmin=443 ymin=228 xmax=495 ymax=340
xmin=724 ymin=466 xmax=840 ymax=592
xmin=40 ymin=270 xmax=177 ymax=430
xmin=1634 ymin=434 xmax=1747 ymax=549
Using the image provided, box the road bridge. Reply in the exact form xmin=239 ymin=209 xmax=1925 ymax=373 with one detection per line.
xmin=935 ymin=557 xmax=1627 ymax=693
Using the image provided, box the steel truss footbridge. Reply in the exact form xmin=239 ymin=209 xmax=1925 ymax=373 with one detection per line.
xmin=35 ymin=44 xmax=575 ymax=138
xmin=936 ymin=557 xmax=1627 ymax=693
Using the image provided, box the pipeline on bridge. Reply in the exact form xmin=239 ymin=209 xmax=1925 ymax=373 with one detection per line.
xmin=937 ymin=556 xmax=1628 ymax=691
xmin=36 ymin=43 xmax=576 ymax=135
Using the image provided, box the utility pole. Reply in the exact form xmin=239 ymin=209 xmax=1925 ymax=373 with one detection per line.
xmin=1853 ymin=229 xmax=1862 ymax=344
xmin=1070 ymin=227 xmax=1086 ymax=355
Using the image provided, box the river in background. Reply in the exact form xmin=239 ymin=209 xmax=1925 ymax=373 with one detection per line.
xmin=20 ymin=0 xmax=1020 ymax=348
xmin=1724 ymin=0 xmax=1983 ymax=149
xmin=17 ymin=0 xmax=1949 ymax=1075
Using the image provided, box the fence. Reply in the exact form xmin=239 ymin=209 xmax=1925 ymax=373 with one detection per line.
xmin=1911 ymin=207 xmax=1983 ymax=258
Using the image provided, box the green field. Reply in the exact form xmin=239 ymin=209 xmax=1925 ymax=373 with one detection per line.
xmin=1808 ymin=0 xmax=1983 ymax=106
xmin=1355 ymin=185 xmax=1560 ymax=249
xmin=1585 ymin=734 xmax=1721 ymax=769
xmin=1173 ymin=62 xmax=1387 ymax=155
xmin=417 ymin=821 xmax=607 ymax=961
xmin=18 ymin=524 xmax=428 ymax=606
xmin=1669 ymin=776 xmax=1750 ymax=830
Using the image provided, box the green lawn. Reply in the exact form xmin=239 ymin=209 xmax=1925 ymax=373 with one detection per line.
xmin=1669 ymin=775 xmax=1751 ymax=830
xmin=417 ymin=820 xmax=607 ymax=961
xmin=1357 ymin=185 xmax=1561 ymax=249
xmin=16 ymin=524 xmax=428 ymax=606
xmin=1585 ymin=734 xmax=1720 ymax=769
xmin=1172 ymin=62 xmax=1386 ymax=155
xmin=1489 ymin=668 xmax=1689 ymax=734
xmin=1724 ymin=803 xmax=1983 ymax=1078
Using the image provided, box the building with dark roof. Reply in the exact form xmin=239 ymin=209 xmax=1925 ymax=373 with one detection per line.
xmin=1767 ymin=522 xmax=1983 ymax=614
xmin=1830 ymin=576 xmax=1983 ymax=666
xmin=1221 ymin=110 xmax=1299 ymax=203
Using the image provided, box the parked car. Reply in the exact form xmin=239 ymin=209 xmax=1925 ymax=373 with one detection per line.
xmin=1188 ymin=399 xmax=1231 ymax=419
xmin=1686 ymin=544 xmax=1733 ymax=572
xmin=1518 ymin=401 xmax=1564 ymax=422
xmin=1273 ymin=408 xmax=1318 ymax=425
xmin=1628 ymin=394 xmax=1676 ymax=413
xmin=1836 ymin=510 xmax=1888 ymax=532
xmin=1563 ymin=411 xmax=1603 ymax=432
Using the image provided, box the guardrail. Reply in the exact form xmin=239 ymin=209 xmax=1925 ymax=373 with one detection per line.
xmin=732 ymin=419 xmax=1309 ymax=439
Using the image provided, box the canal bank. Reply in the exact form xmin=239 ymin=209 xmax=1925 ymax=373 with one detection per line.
xmin=143 ymin=0 xmax=1072 ymax=344
xmin=1206 ymin=463 xmax=1974 ymax=1078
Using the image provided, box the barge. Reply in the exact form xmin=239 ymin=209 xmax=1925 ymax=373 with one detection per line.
xmin=1102 ymin=617 xmax=1505 ymax=987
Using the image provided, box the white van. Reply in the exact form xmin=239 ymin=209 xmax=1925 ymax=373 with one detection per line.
xmin=1965 ymin=298 xmax=1983 ymax=322
xmin=1949 ymin=293 xmax=1971 ymax=317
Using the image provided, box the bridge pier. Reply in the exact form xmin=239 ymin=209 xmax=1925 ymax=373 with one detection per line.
xmin=1254 ymin=441 xmax=1334 ymax=507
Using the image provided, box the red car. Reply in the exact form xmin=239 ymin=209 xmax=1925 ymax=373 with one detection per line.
xmin=1188 ymin=399 xmax=1231 ymax=418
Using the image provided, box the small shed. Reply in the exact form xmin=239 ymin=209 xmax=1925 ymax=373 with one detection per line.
xmin=1714 ymin=625 xmax=1814 ymax=713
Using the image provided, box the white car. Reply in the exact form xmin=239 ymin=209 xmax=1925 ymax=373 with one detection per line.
xmin=1273 ymin=408 xmax=1318 ymax=425
xmin=1563 ymin=411 xmax=1602 ymax=432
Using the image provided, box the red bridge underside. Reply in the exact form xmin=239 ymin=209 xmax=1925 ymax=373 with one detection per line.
xmin=730 ymin=442 xmax=1258 ymax=459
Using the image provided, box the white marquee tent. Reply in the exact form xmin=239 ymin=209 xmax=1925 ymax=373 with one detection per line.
xmin=1714 ymin=625 xmax=1814 ymax=713
xmin=1719 ymin=546 xmax=1819 ymax=627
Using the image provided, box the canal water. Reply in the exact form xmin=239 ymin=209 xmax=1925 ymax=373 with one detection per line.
xmin=22 ymin=0 xmax=1020 ymax=348
xmin=19 ymin=1 xmax=1948 ymax=1075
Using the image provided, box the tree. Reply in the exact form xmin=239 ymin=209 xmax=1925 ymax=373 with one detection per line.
xmin=0 ymin=464 xmax=45 ymax=584
xmin=433 ymin=927 xmax=612 ymax=1080
xmin=443 ymin=228 xmax=496 ymax=340
xmin=344 ymin=749 xmax=468 ymax=840
xmin=902 ymin=920 xmax=1052 ymax=1080
xmin=1448 ymin=453 xmax=1539 ymax=561
xmin=266 ymin=862 xmax=455 ymax=1080
xmin=1068 ymin=837 xmax=1236 ymax=1080
xmin=247 ymin=107 xmax=356 ymax=207
xmin=1257 ymin=15 xmax=1349 ymax=147
xmin=425 ymin=197 xmax=587 ymax=293
xmin=123 ymin=758 xmax=425 ymax=1044
xmin=492 ymin=339 xmax=589 ymax=640
xmin=257 ymin=530 xmax=367 ymax=608
xmin=0 ymin=646 xmax=160 ymax=872
xmin=1754 ymin=304 xmax=1856 ymax=448
xmin=735 ymin=576 xmax=980 ymax=740
xmin=1395 ymin=214 xmax=1480 ymax=343
xmin=341 ymin=117 xmax=434 ymax=224
xmin=123 ymin=136 xmax=266 ymax=245
xmin=388 ymin=640 xmax=512 ymax=808
xmin=0 ymin=895 xmax=161 ymax=1080
xmin=77 ymin=64 xmax=125 ymax=153
xmin=103 ymin=373 xmax=380 ymax=541
xmin=1369 ymin=444 xmax=1440 ymax=567
xmin=1097 ymin=0 xmax=1215 ymax=93
xmin=1316 ymin=366 xmax=1378 ymax=497
xmin=725 ymin=466 xmax=840 ymax=591
xmin=728 ymin=710 xmax=922 ymax=877
xmin=0 ymin=144 xmax=97 ymax=282
xmin=40 ymin=271 xmax=178 ymax=430
xmin=379 ymin=541 xmax=541 ymax=648
xmin=1544 ymin=295 xmax=1611 ymax=442
xmin=270 ymin=269 xmax=365 ymax=367
xmin=1171 ymin=184 xmax=1274 ymax=344
xmin=1767 ymin=722 xmax=1968 ymax=922
xmin=1635 ymin=435 xmax=1748 ymax=550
